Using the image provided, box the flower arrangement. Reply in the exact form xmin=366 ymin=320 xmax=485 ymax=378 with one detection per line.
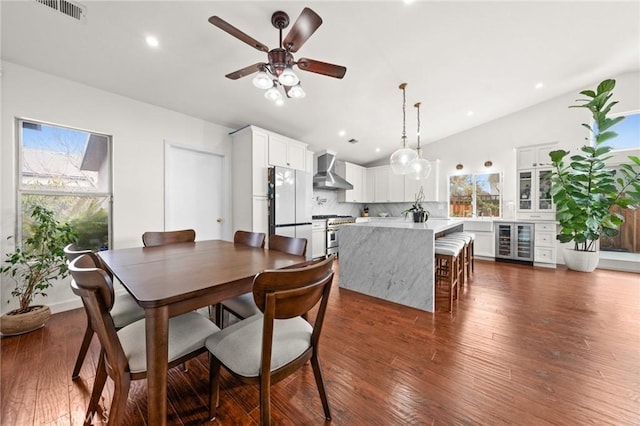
xmin=403 ymin=186 xmax=429 ymax=222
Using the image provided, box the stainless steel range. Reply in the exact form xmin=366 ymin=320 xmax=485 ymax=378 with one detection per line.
xmin=312 ymin=215 xmax=356 ymax=257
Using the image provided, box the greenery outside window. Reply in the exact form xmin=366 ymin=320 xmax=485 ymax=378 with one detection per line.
xmin=597 ymin=111 xmax=639 ymax=255
xmin=449 ymin=172 xmax=502 ymax=218
xmin=18 ymin=119 xmax=112 ymax=251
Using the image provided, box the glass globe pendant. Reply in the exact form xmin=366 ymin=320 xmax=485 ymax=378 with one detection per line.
xmin=390 ymin=83 xmax=418 ymax=175
xmin=408 ymin=102 xmax=432 ymax=180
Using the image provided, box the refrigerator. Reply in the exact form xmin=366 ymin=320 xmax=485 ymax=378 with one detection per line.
xmin=268 ymin=166 xmax=313 ymax=260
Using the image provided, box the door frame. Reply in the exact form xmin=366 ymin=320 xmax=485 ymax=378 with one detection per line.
xmin=164 ymin=140 xmax=232 ymax=241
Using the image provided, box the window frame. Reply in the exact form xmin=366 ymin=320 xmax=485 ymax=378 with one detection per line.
xmin=448 ymin=171 xmax=503 ymax=218
xmin=15 ymin=118 xmax=114 ymax=247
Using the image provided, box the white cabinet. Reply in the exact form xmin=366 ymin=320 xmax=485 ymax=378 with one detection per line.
xmin=534 ymin=222 xmax=557 ymax=268
xmin=252 ymin=196 xmax=269 ymax=236
xmin=268 ymin=134 xmax=307 ymax=171
xmin=404 ymin=160 xmax=439 ymax=202
xmin=338 ymin=162 xmax=366 ymax=203
xmin=517 ymin=168 xmax=555 ymax=220
xmin=517 ymin=143 xmax=557 ymax=169
xmin=311 ymin=220 xmax=327 ymax=258
xmin=365 ymin=165 xmax=404 ymax=203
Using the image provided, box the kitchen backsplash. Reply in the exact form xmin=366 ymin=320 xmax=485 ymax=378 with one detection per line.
xmin=312 ymin=189 xmax=448 ymax=219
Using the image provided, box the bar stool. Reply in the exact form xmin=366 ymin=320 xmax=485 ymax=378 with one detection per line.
xmin=456 ymin=231 xmax=476 ymax=275
xmin=438 ymin=233 xmax=472 ymax=287
xmin=434 ymin=239 xmax=464 ymax=312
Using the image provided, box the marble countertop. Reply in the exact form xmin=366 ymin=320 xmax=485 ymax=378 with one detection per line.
xmin=346 ymin=219 xmax=464 ymax=233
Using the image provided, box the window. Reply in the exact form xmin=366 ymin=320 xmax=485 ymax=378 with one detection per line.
xmin=449 ymin=172 xmax=502 ymax=218
xmin=18 ymin=119 xmax=112 ymax=251
xmin=599 ymin=111 xmax=640 ymax=255
xmin=605 ymin=111 xmax=639 ymax=151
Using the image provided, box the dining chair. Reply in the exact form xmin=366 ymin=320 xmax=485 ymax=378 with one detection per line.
xmin=216 ymin=233 xmax=305 ymax=327
xmin=206 ymin=255 xmax=335 ymax=425
xmin=141 ymin=228 xmax=196 ymax=247
xmin=68 ymin=253 xmax=219 ymax=425
xmin=64 ymin=244 xmax=145 ymax=380
xmin=233 ymin=230 xmax=266 ymax=248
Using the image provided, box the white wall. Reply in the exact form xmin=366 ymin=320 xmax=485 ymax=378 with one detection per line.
xmin=1 ymin=61 xmax=234 ymax=314
xmin=426 ymin=71 xmax=640 ymax=215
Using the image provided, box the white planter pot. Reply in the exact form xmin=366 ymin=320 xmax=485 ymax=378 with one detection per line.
xmin=563 ymin=248 xmax=599 ymax=272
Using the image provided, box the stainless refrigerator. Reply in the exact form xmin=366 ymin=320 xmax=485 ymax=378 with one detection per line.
xmin=268 ymin=166 xmax=313 ymax=260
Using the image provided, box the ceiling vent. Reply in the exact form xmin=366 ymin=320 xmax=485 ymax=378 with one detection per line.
xmin=347 ymin=138 xmax=359 ymax=144
xmin=35 ymin=0 xmax=87 ymax=22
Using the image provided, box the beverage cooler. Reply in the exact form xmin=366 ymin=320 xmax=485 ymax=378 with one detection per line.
xmin=495 ymin=222 xmax=534 ymax=264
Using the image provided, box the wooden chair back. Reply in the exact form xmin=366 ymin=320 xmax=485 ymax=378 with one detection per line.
xmin=142 ymin=229 xmax=196 ymax=247
xmin=234 ymin=230 xmax=266 ymax=248
xmin=268 ymin=234 xmax=307 ymax=257
xmin=253 ymin=254 xmax=334 ymax=326
xmin=68 ymin=255 xmax=127 ymax=376
xmin=63 ymin=243 xmax=92 ymax=262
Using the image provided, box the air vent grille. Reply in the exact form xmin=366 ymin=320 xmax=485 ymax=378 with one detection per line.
xmin=348 ymin=138 xmax=359 ymax=144
xmin=35 ymin=0 xmax=87 ymax=22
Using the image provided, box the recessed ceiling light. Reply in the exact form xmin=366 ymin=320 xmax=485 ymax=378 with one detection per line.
xmin=338 ymin=130 xmax=346 ymax=137
xmin=375 ymin=148 xmax=381 ymax=153
xmin=145 ymin=35 xmax=159 ymax=48
xmin=466 ymin=111 xmax=474 ymax=117
xmin=535 ymin=82 xmax=544 ymax=89
xmin=275 ymin=98 xmax=284 ymax=107
xmin=403 ymin=0 xmax=415 ymax=4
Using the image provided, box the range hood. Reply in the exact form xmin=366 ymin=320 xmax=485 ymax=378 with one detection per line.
xmin=313 ymin=152 xmax=353 ymax=190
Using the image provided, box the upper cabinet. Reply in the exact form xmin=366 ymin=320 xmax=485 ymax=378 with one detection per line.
xmin=516 ymin=144 xmax=556 ymax=221
xmin=339 ymin=161 xmax=439 ymax=204
xmin=268 ymin=134 xmax=307 ymax=171
xmin=404 ymin=160 xmax=439 ymax=202
xmin=337 ymin=162 xmax=366 ymax=203
xmin=517 ymin=142 xmax=557 ymax=169
xmin=365 ymin=165 xmax=404 ymax=203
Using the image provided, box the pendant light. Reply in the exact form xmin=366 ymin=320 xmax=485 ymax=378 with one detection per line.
xmin=389 ymin=83 xmax=418 ymax=175
xmin=408 ymin=102 xmax=432 ymax=180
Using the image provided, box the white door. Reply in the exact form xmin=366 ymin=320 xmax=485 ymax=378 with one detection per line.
xmin=165 ymin=143 xmax=223 ymax=240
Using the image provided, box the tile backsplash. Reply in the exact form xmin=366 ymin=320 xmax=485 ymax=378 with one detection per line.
xmin=312 ymin=189 xmax=448 ymax=219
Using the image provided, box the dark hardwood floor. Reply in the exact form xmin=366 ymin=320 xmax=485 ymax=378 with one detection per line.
xmin=1 ymin=260 xmax=639 ymax=425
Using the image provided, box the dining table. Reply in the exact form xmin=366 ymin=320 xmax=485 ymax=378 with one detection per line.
xmin=97 ymin=239 xmax=306 ymax=426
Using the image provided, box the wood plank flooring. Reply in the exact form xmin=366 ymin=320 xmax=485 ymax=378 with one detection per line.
xmin=1 ymin=260 xmax=639 ymax=425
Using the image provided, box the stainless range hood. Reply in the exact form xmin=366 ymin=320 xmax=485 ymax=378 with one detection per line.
xmin=313 ymin=152 xmax=353 ymax=190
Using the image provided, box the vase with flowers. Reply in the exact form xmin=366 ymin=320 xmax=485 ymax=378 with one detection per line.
xmin=403 ymin=186 xmax=429 ymax=223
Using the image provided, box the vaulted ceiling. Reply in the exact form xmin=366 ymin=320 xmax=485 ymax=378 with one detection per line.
xmin=2 ymin=1 xmax=639 ymax=164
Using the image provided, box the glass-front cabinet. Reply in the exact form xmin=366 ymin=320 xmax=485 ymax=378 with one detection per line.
xmin=517 ymin=168 xmax=555 ymax=220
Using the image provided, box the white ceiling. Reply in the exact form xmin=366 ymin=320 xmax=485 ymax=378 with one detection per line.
xmin=2 ymin=1 xmax=639 ymax=164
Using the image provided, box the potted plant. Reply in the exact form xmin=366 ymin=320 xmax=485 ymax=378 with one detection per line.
xmin=0 ymin=206 xmax=77 ymax=335
xmin=549 ymin=79 xmax=640 ymax=272
xmin=403 ymin=186 xmax=430 ymax=223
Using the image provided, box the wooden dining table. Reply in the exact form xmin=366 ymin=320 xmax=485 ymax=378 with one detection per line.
xmin=97 ymin=239 xmax=305 ymax=426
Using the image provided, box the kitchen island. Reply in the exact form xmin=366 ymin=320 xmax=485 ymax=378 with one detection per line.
xmin=339 ymin=219 xmax=463 ymax=312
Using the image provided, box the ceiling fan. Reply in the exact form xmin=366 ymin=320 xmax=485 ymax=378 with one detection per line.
xmin=208 ymin=7 xmax=347 ymax=102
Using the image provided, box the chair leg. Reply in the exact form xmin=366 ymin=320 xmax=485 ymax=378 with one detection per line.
xmin=108 ymin=367 xmax=131 ymax=426
xmin=85 ymin=350 xmax=107 ymax=426
xmin=259 ymin=373 xmax=272 ymax=426
xmin=310 ymin=353 xmax=332 ymax=421
xmin=209 ymin=354 xmax=221 ymax=421
xmin=72 ymin=319 xmax=95 ymax=380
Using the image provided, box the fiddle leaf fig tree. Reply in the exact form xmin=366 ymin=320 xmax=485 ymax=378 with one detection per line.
xmin=549 ymin=79 xmax=640 ymax=252
xmin=0 ymin=206 xmax=77 ymax=314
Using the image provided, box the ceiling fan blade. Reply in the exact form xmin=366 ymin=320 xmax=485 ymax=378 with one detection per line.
xmin=297 ymin=58 xmax=347 ymax=79
xmin=282 ymin=7 xmax=322 ymax=53
xmin=225 ymin=63 xmax=266 ymax=80
xmin=208 ymin=16 xmax=269 ymax=52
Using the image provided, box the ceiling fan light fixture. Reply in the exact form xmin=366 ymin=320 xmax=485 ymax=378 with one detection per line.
xmin=264 ymin=85 xmax=282 ymax=101
xmin=253 ymin=70 xmax=273 ymax=89
xmin=287 ymin=83 xmax=306 ymax=98
xmin=278 ymin=67 xmax=299 ymax=86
